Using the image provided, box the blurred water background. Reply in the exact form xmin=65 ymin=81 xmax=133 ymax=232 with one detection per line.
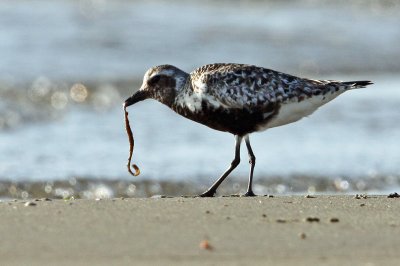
xmin=0 ymin=0 xmax=400 ymax=198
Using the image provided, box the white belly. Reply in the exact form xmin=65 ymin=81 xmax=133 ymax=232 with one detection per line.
xmin=257 ymin=93 xmax=341 ymax=131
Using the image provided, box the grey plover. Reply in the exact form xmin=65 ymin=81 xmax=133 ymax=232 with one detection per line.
xmin=124 ymin=63 xmax=372 ymax=197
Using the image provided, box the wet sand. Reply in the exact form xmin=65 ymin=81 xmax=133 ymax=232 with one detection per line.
xmin=1 ymin=195 xmax=399 ymax=265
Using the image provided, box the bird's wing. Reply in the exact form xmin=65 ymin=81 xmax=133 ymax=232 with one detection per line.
xmin=190 ymin=64 xmax=323 ymax=111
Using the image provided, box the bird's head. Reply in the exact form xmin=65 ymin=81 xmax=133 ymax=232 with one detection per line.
xmin=124 ymin=65 xmax=188 ymax=108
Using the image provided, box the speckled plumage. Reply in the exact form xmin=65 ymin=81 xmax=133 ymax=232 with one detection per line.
xmin=170 ymin=63 xmax=371 ymax=135
xmin=189 ymin=63 xmax=338 ymax=109
xmin=125 ymin=63 xmax=372 ymax=197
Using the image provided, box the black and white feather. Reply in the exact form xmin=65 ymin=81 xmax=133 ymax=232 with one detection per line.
xmin=170 ymin=63 xmax=371 ymax=135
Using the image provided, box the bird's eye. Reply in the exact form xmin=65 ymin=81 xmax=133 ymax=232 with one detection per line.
xmin=148 ymin=75 xmax=161 ymax=86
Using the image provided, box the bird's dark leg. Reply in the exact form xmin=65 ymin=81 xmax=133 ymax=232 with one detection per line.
xmin=244 ymin=135 xmax=256 ymax=197
xmin=199 ymin=135 xmax=242 ymax=197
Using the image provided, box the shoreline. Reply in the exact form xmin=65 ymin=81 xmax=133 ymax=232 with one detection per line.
xmin=1 ymin=195 xmax=399 ymax=265
xmin=1 ymin=177 xmax=399 ymax=200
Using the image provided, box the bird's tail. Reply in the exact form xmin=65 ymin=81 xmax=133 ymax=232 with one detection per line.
xmin=339 ymin=80 xmax=373 ymax=89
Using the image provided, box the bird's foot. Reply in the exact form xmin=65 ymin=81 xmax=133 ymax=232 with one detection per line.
xmin=198 ymin=189 xmax=216 ymax=197
xmin=243 ymin=190 xmax=257 ymax=197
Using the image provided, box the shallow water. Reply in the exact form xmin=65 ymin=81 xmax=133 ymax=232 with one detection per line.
xmin=1 ymin=76 xmax=399 ymax=187
xmin=1 ymin=0 xmax=399 ymax=82
xmin=0 ymin=1 xmax=400 ymax=196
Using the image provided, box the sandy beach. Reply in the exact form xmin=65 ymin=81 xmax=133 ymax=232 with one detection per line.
xmin=1 ymin=2 xmax=399 ymax=265
xmin=0 ymin=195 xmax=399 ymax=265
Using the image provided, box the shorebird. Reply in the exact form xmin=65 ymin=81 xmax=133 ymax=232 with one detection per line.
xmin=124 ymin=63 xmax=372 ymax=197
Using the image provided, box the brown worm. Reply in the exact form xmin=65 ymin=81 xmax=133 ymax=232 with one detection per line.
xmin=124 ymin=106 xmax=140 ymax=176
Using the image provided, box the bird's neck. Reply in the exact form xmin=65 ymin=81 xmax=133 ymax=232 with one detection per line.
xmin=155 ymin=75 xmax=191 ymax=108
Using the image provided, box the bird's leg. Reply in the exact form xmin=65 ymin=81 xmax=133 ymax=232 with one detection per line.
xmin=244 ymin=135 xmax=256 ymax=197
xmin=199 ymin=135 xmax=242 ymax=197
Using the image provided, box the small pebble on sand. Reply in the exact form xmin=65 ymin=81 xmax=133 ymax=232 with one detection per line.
xmin=388 ymin=192 xmax=400 ymax=198
xmin=199 ymin=240 xmax=213 ymax=250
xmin=354 ymin=194 xmax=368 ymax=199
xmin=305 ymin=217 xmax=320 ymax=222
xmin=305 ymin=195 xmax=316 ymax=198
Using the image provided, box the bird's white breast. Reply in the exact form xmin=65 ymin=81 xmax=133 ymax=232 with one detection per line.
xmin=175 ymin=91 xmax=202 ymax=113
